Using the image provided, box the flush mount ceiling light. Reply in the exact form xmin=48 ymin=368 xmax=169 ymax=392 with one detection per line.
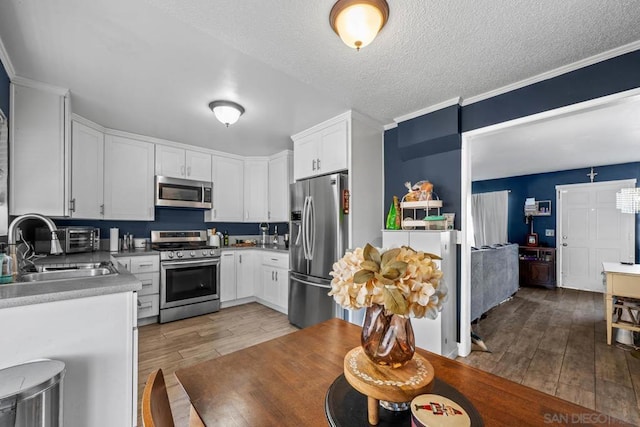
xmin=208 ymin=100 xmax=245 ymax=127
xmin=616 ymin=187 xmax=640 ymax=214
xmin=329 ymin=0 xmax=389 ymax=51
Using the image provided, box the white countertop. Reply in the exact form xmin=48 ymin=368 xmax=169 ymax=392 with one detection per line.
xmin=602 ymin=262 xmax=640 ymax=275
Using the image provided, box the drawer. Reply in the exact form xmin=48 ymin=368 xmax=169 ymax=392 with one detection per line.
xmin=137 ymin=294 xmax=159 ymax=319
xmin=130 ymin=256 xmax=159 ymax=274
xmin=262 ymin=253 xmax=289 ymax=269
xmin=611 ymin=274 xmax=640 ymax=297
xmin=137 ymin=272 xmax=160 ymax=296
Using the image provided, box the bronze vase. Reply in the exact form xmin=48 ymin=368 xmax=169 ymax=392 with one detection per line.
xmin=361 ymin=303 xmax=415 ymax=368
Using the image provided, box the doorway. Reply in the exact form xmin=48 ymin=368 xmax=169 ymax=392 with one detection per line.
xmin=556 ymin=179 xmax=636 ymax=292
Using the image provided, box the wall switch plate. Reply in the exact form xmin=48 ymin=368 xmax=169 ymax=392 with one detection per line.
xmin=545 ymin=229 xmax=555 ymax=237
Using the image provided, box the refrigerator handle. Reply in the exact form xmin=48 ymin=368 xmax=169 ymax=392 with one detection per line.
xmin=308 ymin=196 xmax=315 ymax=260
xmin=294 ymin=223 xmax=302 ymax=247
xmin=302 ymin=196 xmax=310 ymax=260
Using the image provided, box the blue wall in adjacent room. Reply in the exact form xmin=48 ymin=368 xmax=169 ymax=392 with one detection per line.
xmin=473 ymin=162 xmax=640 ymax=262
xmin=55 ymin=208 xmax=288 ymax=241
xmin=0 ymin=58 xmax=9 ymax=119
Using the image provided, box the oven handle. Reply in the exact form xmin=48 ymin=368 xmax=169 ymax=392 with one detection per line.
xmin=162 ymin=259 xmax=220 ymax=269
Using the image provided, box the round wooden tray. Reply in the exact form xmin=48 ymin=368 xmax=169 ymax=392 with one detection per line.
xmin=325 ymin=374 xmax=484 ymax=427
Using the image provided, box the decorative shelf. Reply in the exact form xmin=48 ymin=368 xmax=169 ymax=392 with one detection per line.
xmin=524 ymin=199 xmax=551 ymax=216
xmin=400 ymin=195 xmax=444 ymax=230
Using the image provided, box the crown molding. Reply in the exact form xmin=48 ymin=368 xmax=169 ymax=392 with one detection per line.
xmin=0 ymin=35 xmax=16 ymax=79
xmin=461 ymin=40 xmax=640 ymax=106
xmin=11 ymin=75 xmax=69 ymax=96
xmin=392 ymin=97 xmax=461 ymax=125
xmin=383 ymin=122 xmax=397 ymax=131
xmin=291 ymin=110 xmax=352 ymax=141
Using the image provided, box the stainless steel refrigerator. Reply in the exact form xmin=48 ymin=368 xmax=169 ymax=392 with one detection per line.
xmin=288 ymin=173 xmax=348 ymax=329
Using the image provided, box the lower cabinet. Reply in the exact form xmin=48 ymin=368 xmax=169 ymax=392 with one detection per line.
xmin=220 ymin=251 xmax=237 ymax=302
xmin=261 ymin=253 xmax=289 ymax=314
xmin=113 ymin=254 xmax=160 ymax=324
xmin=220 ymin=250 xmax=260 ymax=307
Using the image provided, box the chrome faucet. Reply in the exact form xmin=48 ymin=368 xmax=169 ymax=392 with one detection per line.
xmin=8 ymin=213 xmax=63 ymax=275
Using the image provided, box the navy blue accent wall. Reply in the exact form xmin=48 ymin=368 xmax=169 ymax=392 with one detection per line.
xmin=473 ymin=162 xmax=640 ymax=263
xmin=462 ymin=50 xmax=640 ymax=132
xmin=55 ymin=207 xmax=288 ymax=241
xmin=384 ymin=127 xmax=462 ymax=229
xmin=397 ymin=105 xmax=461 ymax=160
xmin=0 ymin=58 xmax=9 ymax=119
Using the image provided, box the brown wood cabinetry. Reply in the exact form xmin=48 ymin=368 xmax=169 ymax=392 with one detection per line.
xmin=519 ymin=246 xmax=556 ymax=288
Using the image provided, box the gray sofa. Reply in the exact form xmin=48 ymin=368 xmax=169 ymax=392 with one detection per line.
xmin=470 ymin=243 xmax=519 ymax=322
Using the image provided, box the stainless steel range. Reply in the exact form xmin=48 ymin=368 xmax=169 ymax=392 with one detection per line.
xmin=151 ymin=230 xmax=220 ymax=323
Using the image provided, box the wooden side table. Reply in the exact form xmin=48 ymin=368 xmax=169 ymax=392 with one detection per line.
xmin=343 ymin=347 xmax=435 ymax=425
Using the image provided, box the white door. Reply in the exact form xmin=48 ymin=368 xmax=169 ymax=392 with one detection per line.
xmin=293 ymin=133 xmax=319 ymax=180
xmin=243 ymin=159 xmax=269 ymax=222
xmin=104 ymin=135 xmax=155 ymax=220
xmin=236 ymin=251 xmax=255 ymax=299
xmin=262 ymin=267 xmax=279 ymax=305
xmin=155 ymin=145 xmax=185 ymax=178
xmin=220 ymin=251 xmax=236 ymax=302
xmin=185 ymin=150 xmax=212 ymax=181
xmin=319 ymin=120 xmax=348 ymax=175
xmin=71 ymin=121 xmax=104 ymax=219
xmin=206 ymin=156 xmax=244 ymax=221
xmin=275 ymin=267 xmax=289 ymax=312
xmin=268 ymin=154 xmax=290 ymax=222
xmin=558 ymin=180 xmax=636 ymax=292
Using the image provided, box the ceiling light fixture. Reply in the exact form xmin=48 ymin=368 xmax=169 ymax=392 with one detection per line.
xmin=616 ymin=187 xmax=640 ymax=214
xmin=209 ymin=100 xmax=245 ymax=127
xmin=329 ymin=0 xmax=389 ymax=51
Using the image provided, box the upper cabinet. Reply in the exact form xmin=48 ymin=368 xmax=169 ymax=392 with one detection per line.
xmin=10 ymin=82 xmax=70 ymax=217
xmin=268 ymin=152 xmax=292 ymax=222
xmin=155 ymin=145 xmax=211 ymax=182
xmin=292 ymin=119 xmax=348 ymax=181
xmin=205 ymin=155 xmax=244 ymax=222
xmin=104 ymin=135 xmax=155 ymax=220
xmin=243 ymin=159 xmax=269 ymax=222
xmin=70 ymin=120 xmax=104 ymax=219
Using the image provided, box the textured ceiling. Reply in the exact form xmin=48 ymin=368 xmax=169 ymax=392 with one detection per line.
xmin=0 ymin=0 xmax=639 ymax=158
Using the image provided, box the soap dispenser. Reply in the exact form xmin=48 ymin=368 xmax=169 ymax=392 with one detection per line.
xmin=273 ymin=225 xmax=279 ymax=246
xmin=0 ymin=243 xmax=13 ymax=284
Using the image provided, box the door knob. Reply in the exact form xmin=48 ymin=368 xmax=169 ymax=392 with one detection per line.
xmin=562 ymin=243 xmax=568 ymax=246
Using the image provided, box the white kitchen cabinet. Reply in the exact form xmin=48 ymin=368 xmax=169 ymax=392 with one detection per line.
xmin=155 ymin=145 xmax=212 ymax=181
xmin=292 ymin=118 xmax=348 ymax=181
xmin=104 ymin=134 xmax=155 ymax=220
xmin=243 ymin=159 xmax=269 ymax=222
xmin=220 ymin=251 xmax=237 ymax=302
xmin=71 ymin=120 xmax=104 ymax=219
xmin=382 ymin=230 xmax=457 ymax=358
xmin=0 ymin=292 xmax=137 ymax=427
xmin=10 ymin=82 xmax=70 ymax=217
xmin=261 ymin=253 xmax=289 ymax=314
xmin=205 ymin=155 xmax=244 ymax=222
xmin=115 ymin=254 xmax=160 ymax=323
xmin=236 ymin=250 xmax=258 ymax=299
xmin=268 ymin=152 xmax=292 ymax=222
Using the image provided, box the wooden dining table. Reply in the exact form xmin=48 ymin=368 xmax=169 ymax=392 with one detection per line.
xmin=175 ymin=318 xmax=629 ymax=426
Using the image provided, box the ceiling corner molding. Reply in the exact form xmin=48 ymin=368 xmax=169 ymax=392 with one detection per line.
xmin=291 ymin=110 xmax=352 ymax=141
xmin=70 ymin=113 xmax=106 ymax=133
xmin=0 ymin=36 xmax=16 ymax=79
xmin=11 ymin=75 xmax=69 ymax=96
xmin=461 ymin=39 xmax=640 ymax=106
xmin=383 ymin=122 xmax=398 ymax=131
xmin=392 ymin=97 xmax=461 ymax=125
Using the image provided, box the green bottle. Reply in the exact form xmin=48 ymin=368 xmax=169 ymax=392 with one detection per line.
xmin=386 ymin=197 xmax=398 ymax=230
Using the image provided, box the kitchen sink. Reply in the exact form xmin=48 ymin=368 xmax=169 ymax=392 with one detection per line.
xmin=19 ymin=262 xmax=118 ymax=282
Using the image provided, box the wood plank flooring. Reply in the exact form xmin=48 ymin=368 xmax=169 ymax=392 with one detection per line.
xmin=137 ymin=303 xmax=298 ymax=426
xmin=459 ymin=286 xmax=640 ymax=425
xmin=139 ymin=288 xmax=639 ymax=426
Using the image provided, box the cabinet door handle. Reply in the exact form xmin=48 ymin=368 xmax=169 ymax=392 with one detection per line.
xmin=312 ymin=159 xmax=316 ymax=171
xmin=317 ymin=158 xmax=321 ymax=170
xmin=187 ymin=166 xmax=191 ymax=176
xmin=275 ymin=271 xmax=278 ymax=281
xmin=138 ymin=263 xmax=154 ymax=267
xmin=268 ymin=211 xmax=271 ymax=220
xmin=213 ymin=209 xmax=217 ymax=218
xmin=271 ymin=271 xmax=274 ymax=281
xmin=100 ymin=204 xmax=105 ymax=215
xmin=69 ymin=198 xmax=76 ymax=212
xmin=239 ymin=255 xmax=242 ymax=263
xmin=181 ymin=165 xmax=185 ymax=176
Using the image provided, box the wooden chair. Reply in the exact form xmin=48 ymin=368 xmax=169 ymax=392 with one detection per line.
xmin=142 ymin=369 xmax=205 ymax=427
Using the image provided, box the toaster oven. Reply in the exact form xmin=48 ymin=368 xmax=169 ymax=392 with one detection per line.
xmin=35 ymin=227 xmax=100 ymax=254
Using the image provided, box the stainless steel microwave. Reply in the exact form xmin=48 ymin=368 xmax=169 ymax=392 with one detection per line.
xmin=35 ymin=226 xmax=100 ymax=254
xmin=155 ymin=176 xmax=213 ymax=209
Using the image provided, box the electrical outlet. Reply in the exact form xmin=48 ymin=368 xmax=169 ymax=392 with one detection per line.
xmin=545 ymin=229 xmax=555 ymax=237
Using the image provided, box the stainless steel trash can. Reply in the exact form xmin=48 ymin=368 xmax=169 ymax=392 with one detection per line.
xmin=0 ymin=360 xmax=65 ymax=427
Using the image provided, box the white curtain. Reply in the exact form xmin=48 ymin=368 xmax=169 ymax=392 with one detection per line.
xmin=471 ymin=190 xmax=509 ymax=246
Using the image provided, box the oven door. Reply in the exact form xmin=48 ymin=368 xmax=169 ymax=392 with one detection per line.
xmin=160 ymin=258 xmax=220 ymax=309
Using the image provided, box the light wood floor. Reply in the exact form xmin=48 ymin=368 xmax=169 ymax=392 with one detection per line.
xmin=459 ymin=286 xmax=640 ymax=425
xmin=137 ymin=303 xmax=298 ymax=426
xmin=138 ymin=289 xmax=640 ymax=426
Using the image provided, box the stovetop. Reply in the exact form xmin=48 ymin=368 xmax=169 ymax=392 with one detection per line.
xmin=151 ymin=230 xmax=220 ymax=261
